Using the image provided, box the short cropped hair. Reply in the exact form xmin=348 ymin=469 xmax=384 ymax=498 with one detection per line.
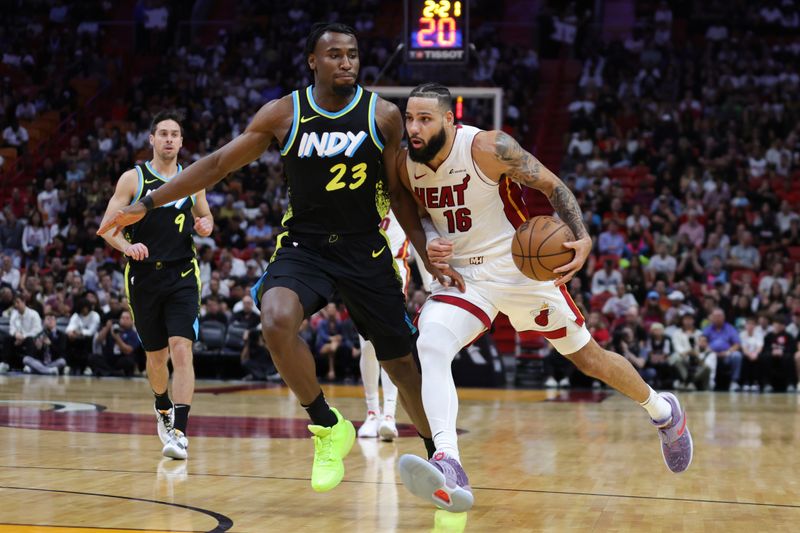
xmin=409 ymin=82 xmax=452 ymax=111
xmin=150 ymin=109 xmax=184 ymax=135
xmin=305 ymin=22 xmax=357 ymax=56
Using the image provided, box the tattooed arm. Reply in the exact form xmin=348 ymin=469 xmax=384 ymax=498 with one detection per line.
xmin=472 ymin=130 xmax=592 ymax=285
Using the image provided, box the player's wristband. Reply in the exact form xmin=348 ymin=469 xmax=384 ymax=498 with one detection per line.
xmin=421 ymin=218 xmax=439 ymax=244
xmin=140 ymin=195 xmax=155 ymax=211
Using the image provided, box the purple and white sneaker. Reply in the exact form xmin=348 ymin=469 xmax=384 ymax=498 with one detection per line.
xmin=652 ymin=392 xmax=693 ymax=473
xmin=398 ymin=452 xmax=474 ymax=512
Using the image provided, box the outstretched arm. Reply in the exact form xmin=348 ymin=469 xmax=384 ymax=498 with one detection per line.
xmin=377 ymin=98 xmax=464 ymax=291
xmin=473 ymin=130 xmax=592 ymax=285
xmin=99 ymin=96 xmax=293 ymax=236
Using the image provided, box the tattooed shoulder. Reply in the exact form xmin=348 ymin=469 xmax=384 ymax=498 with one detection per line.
xmin=493 ymin=131 xmax=541 ymax=186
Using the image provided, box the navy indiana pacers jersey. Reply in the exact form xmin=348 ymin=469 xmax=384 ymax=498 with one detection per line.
xmin=124 ymin=161 xmax=197 ymax=263
xmin=278 ymin=85 xmax=389 ymax=236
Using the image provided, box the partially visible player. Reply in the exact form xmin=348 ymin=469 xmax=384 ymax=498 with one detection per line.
xmin=357 ymin=209 xmax=408 ymax=441
xmin=396 ymin=83 xmax=693 ymax=512
xmin=98 ymin=110 xmax=213 ymax=460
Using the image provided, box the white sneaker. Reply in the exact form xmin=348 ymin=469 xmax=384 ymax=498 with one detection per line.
xmin=23 ymin=365 xmax=31 ymax=374
xmin=558 ymin=377 xmax=570 ymax=388
xmin=729 ymin=382 xmax=740 ymax=392
xmin=155 ymin=405 xmax=175 ymax=445
xmin=357 ymin=410 xmax=380 ymax=438
xmin=162 ymin=429 xmax=189 ymax=460
xmin=0 ymin=362 xmax=10 ymax=374
xmin=544 ymin=377 xmax=558 ymax=388
xmin=63 ymin=365 xmax=71 ymax=376
xmin=48 ymin=367 xmax=59 ymax=376
xmin=379 ymin=415 xmax=398 ymax=442
xmin=83 ymin=367 xmax=93 ymax=376
xmin=788 ymin=385 xmax=797 ymax=393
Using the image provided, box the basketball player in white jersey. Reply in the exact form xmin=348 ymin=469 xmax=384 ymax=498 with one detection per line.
xmin=357 ymin=209 xmax=409 ymax=441
xmin=396 ymin=83 xmax=693 ymax=513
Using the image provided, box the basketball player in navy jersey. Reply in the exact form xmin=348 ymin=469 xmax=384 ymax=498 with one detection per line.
xmin=99 ymin=23 xmax=462 ymax=493
xmin=98 ymin=110 xmax=213 ymax=460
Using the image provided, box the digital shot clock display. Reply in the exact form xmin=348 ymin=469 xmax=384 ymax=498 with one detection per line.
xmin=405 ymin=0 xmax=469 ymax=64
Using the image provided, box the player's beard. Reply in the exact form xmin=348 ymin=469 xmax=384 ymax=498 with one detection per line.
xmin=408 ymin=126 xmax=446 ymax=163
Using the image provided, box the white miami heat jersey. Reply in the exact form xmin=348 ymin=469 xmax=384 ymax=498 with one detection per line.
xmin=380 ymin=209 xmax=410 ymax=259
xmin=406 ymin=125 xmax=528 ymax=267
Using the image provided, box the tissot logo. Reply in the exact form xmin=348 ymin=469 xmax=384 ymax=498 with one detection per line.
xmin=413 ymin=50 xmax=465 ymax=60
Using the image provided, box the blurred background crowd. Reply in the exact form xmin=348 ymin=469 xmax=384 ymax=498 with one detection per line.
xmin=0 ymin=0 xmax=798 ymax=393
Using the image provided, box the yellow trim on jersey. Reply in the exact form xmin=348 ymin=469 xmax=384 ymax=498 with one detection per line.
xmin=280 ymin=91 xmax=301 ymax=156
xmin=270 ymin=231 xmax=289 ymax=262
xmin=124 ymin=262 xmax=134 ymax=322
xmin=368 ymin=92 xmax=384 ymax=151
xmin=305 ymin=85 xmax=363 ymax=119
xmin=145 ymin=161 xmax=182 ymax=182
xmin=192 ymin=258 xmax=201 ymax=305
xmin=280 ymin=204 xmax=293 ymax=228
xmin=504 ymin=177 xmax=526 ymax=222
xmin=132 ymin=166 xmax=144 ymax=205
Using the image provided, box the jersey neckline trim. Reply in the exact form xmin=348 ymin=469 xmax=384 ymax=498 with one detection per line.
xmin=305 ymin=85 xmax=363 ymax=119
xmin=145 ymin=160 xmax=183 ymax=182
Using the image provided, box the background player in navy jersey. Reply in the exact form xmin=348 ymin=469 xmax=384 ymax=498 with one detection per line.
xmin=99 ymin=110 xmax=213 ymax=460
xmin=99 ymin=23 xmax=463 ymax=493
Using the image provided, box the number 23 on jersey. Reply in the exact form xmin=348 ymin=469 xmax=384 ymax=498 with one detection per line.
xmin=326 ymin=163 xmax=368 ymax=191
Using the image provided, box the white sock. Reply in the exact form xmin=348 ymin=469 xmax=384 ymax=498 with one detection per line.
xmin=418 ymin=322 xmax=477 ymax=463
xmin=380 ymin=367 xmax=398 ymax=418
xmin=639 ymin=386 xmax=672 ymax=423
xmin=359 ymin=336 xmax=380 ymax=415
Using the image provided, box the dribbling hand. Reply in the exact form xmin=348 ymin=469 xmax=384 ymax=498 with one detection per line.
xmin=124 ymin=242 xmax=149 ymax=261
xmin=553 ymin=235 xmax=592 ymax=287
xmin=97 ymin=203 xmax=147 ymax=237
xmin=194 ymin=216 xmax=213 ymax=237
xmin=426 ymin=262 xmax=466 ymax=293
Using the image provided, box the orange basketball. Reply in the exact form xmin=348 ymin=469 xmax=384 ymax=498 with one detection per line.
xmin=511 ymin=216 xmax=575 ymax=281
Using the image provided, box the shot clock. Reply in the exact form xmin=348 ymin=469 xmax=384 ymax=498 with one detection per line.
xmin=404 ymin=0 xmax=469 ymax=64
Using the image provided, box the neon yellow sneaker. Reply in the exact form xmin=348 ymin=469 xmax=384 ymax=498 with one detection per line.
xmin=308 ymin=407 xmax=355 ymax=492
xmin=431 ymin=509 xmax=468 ymax=533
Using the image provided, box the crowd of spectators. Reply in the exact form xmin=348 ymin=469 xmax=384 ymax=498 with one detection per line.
xmin=9 ymin=1 xmax=798 ymax=393
xmin=0 ymin=1 xmax=536 ymax=382
xmin=545 ymin=0 xmax=800 ymax=392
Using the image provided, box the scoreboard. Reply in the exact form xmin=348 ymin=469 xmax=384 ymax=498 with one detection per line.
xmin=404 ymin=0 xmax=469 ymax=64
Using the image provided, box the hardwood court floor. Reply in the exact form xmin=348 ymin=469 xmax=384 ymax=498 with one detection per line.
xmin=1 ymin=375 xmax=800 ymax=532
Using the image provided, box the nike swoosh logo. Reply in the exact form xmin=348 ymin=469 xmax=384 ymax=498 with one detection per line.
xmin=677 ymin=413 xmax=687 ymax=437
xmin=371 ymin=246 xmax=386 ymax=258
xmin=180 ymin=268 xmax=194 ymax=278
xmin=300 ymin=115 xmax=320 ymax=123
xmin=414 ymin=174 xmax=426 ymax=180
xmin=145 ymin=178 xmax=159 ymax=184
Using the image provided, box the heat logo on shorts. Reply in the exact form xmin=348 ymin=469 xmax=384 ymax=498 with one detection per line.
xmin=532 ymin=304 xmax=550 ymax=327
